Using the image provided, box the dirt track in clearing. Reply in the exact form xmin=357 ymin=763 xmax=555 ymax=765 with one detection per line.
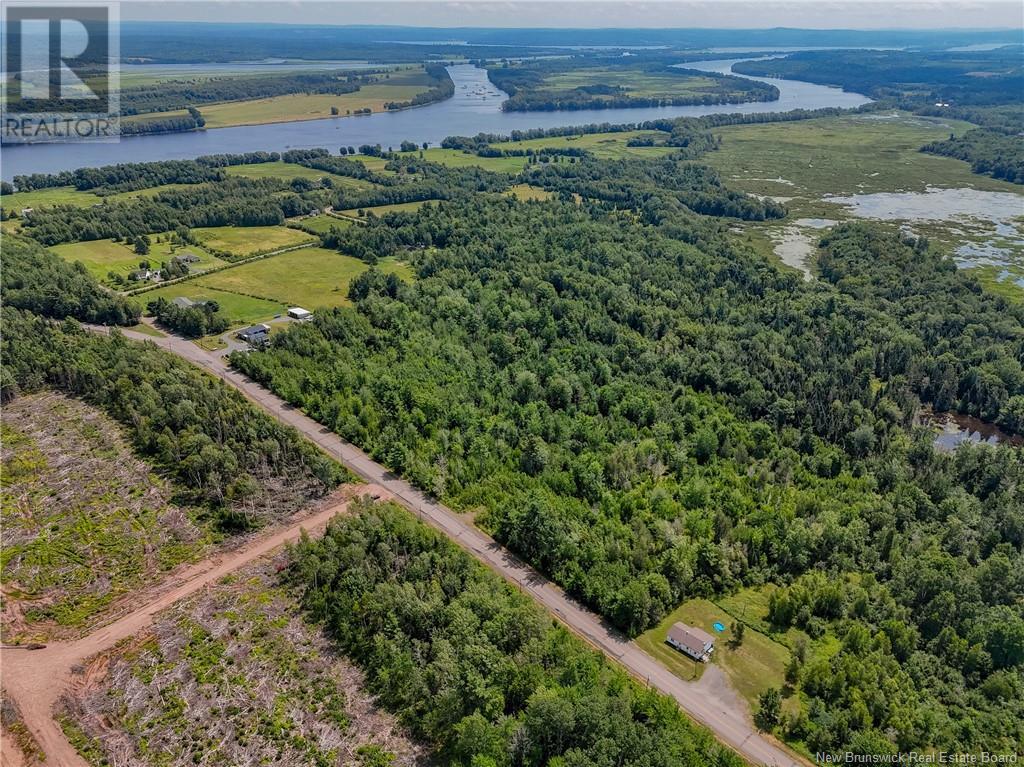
xmin=0 ymin=485 xmax=377 ymax=767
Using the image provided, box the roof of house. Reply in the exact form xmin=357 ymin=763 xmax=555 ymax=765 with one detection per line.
xmin=238 ymin=323 xmax=270 ymax=338
xmin=172 ymin=297 xmax=195 ymax=308
xmin=666 ymin=622 xmax=715 ymax=656
xmin=288 ymin=306 xmax=312 ymax=316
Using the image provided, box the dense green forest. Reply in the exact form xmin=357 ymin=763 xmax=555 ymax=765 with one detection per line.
xmin=1 ymin=309 xmax=345 ymax=528
xmin=147 ymin=295 xmax=231 ymax=338
xmin=1 ymin=235 xmax=141 ymax=326
xmin=291 ymin=500 xmax=745 ymax=767
xmin=921 ymin=128 xmax=1024 ymax=184
xmin=524 ymin=154 xmax=786 ymax=220
xmin=230 ymin=183 xmax=1023 ymax=754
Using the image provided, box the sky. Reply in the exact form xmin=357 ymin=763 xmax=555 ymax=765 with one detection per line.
xmin=120 ymin=1 xmax=1024 ymax=30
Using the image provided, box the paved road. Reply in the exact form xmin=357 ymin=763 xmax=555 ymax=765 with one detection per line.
xmin=86 ymin=324 xmax=808 ymax=767
xmin=0 ymin=492 xmax=368 ymax=767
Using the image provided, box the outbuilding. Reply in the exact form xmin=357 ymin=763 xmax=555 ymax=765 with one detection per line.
xmin=287 ymin=307 xmax=313 ymax=321
xmin=666 ymin=622 xmax=715 ymax=662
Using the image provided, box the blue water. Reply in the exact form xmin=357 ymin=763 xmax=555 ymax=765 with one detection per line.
xmin=713 ymin=622 xmax=726 ymax=632
xmin=0 ymin=57 xmax=871 ymax=179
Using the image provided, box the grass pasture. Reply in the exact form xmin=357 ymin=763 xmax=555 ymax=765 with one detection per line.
xmin=337 ymin=200 xmax=432 ymax=218
xmin=505 ymin=184 xmax=555 ymax=201
xmin=193 ymin=246 xmax=412 ymax=311
xmin=48 ymin=236 xmax=226 ymax=284
xmin=224 ymin=160 xmax=378 ymax=191
xmin=291 ymin=214 xmax=353 ymax=234
xmin=1 ymin=186 xmax=101 ymax=211
xmin=48 ymin=240 xmax=146 ymax=281
xmin=190 ymin=225 xmax=315 ymax=257
xmin=417 ymin=148 xmax=528 ymax=172
xmin=139 ymin=283 xmax=285 ymax=325
xmin=491 ymin=130 xmax=675 ymax=160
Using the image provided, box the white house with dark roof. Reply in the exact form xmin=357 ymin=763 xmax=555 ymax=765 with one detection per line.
xmin=666 ymin=622 xmax=715 ymax=662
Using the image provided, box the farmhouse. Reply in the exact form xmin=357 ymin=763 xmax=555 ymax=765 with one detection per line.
xmin=666 ymin=622 xmax=715 ymax=662
xmin=176 ymin=251 xmax=201 ymax=263
xmin=237 ymin=323 xmax=270 ymax=346
xmin=287 ymin=307 xmax=313 ymax=320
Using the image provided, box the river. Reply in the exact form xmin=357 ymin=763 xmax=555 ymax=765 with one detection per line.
xmin=0 ymin=58 xmax=870 ymax=179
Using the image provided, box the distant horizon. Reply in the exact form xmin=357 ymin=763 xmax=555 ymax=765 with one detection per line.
xmin=118 ymin=1 xmax=1024 ymax=30
xmin=115 ymin=21 xmax=1023 ymax=31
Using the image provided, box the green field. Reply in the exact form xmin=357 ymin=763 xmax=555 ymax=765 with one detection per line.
xmin=48 ymin=236 xmax=226 ymax=284
xmin=540 ymin=68 xmax=752 ymax=101
xmin=291 ymin=214 xmax=354 ymax=234
xmin=224 ymin=161 xmax=378 ymax=191
xmin=120 ymin=108 xmax=191 ymax=125
xmin=139 ymin=283 xmax=285 ymax=325
xmin=707 ymin=112 xmax=1018 ymax=204
xmin=637 ymin=598 xmax=792 ymax=712
xmin=105 ymin=182 xmax=213 ymax=202
xmin=190 ymin=225 xmax=315 ymax=257
xmin=505 ymin=184 xmax=555 ymax=201
xmin=1 ymin=182 xmax=216 ymax=212
xmin=48 ymin=240 xmax=145 ymax=280
xmin=193 ymin=246 xmax=412 ymax=310
xmin=1 ymin=186 xmax=102 ymax=211
xmin=349 ymin=155 xmax=396 ymax=174
xmin=419 ymin=148 xmax=529 ymax=172
xmin=491 ymin=130 xmax=675 ymax=160
xmin=337 ymin=200 xmax=432 ymax=218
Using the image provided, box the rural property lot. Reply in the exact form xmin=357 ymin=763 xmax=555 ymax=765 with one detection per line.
xmin=193 ymin=246 xmax=414 ymax=311
xmin=191 ymin=225 xmax=316 ymax=257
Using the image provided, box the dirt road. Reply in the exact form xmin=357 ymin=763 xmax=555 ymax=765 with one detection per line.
xmin=78 ymin=324 xmax=808 ymax=767
xmin=0 ymin=490 xmax=373 ymax=767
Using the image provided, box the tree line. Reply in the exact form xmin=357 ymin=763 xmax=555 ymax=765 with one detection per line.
xmin=921 ymin=128 xmax=1024 ymax=185
xmin=11 ymin=151 xmax=280 ymax=193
